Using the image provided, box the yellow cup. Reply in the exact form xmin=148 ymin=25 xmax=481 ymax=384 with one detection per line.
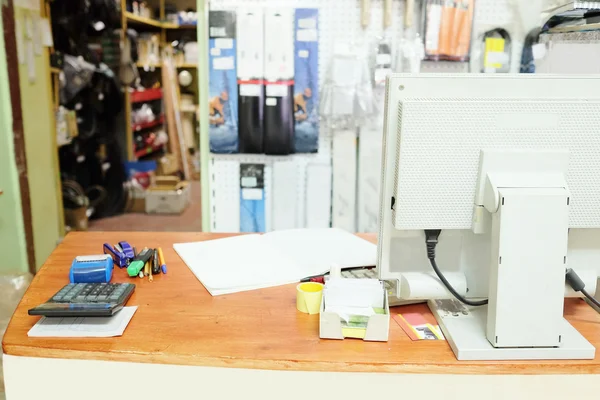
xmin=296 ymin=282 xmax=324 ymax=315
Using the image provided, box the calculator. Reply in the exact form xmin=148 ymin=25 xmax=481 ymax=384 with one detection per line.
xmin=28 ymin=283 xmax=135 ymax=317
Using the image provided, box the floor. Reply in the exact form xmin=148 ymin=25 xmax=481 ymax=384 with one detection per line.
xmin=89 ymin=180 xmax=202 ymax=232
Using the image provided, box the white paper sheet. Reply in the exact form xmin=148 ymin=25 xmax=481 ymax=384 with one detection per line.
xmin=28 ymin=306 xmax=138 ymax=338
xmin=174 ymin=229 xmax=377 ymax=296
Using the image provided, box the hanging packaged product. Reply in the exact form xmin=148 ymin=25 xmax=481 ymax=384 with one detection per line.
xmin=373 ymin=37 xmax=393 ymax=87
xmin=208 ymin=10 xmax=239 ymax=154
xmin=423 ymin=0 xmax=474 ymax=61
xmin=264 ymin=9 xmax=295 ymax=155
xmin=237 ymin=9 xmax=265 ymax=154
xmin=481 ymin=29 xmax=511 ymax=73
xmin=240 ymin=164 xmax=266 ymax=233
xmin=293 ymin=8 xmax=319 ymax=154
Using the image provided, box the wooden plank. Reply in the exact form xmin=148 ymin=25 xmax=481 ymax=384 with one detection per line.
xmin=162 ymin=58 xmax=190 ymax=179
xmin=3 ymin=232 xmax=600 ymax=374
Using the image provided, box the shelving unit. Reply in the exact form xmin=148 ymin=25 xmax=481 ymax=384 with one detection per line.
xmin=121 ymin=0 xmax=199 ymax=163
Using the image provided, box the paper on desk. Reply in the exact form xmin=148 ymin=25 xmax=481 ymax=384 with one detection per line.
xmin=174 ymin=228 xmax=377 ymax=296
xmin=324 ymin=278 xmax=384 ymax=309
xmin=27 ymin=306 xmax=138 ymax=338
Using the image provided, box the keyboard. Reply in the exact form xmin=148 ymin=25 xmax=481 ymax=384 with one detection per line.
xmin=28 ymin=283 xmax=135 ymax=317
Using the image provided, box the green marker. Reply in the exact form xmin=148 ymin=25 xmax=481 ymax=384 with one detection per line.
xmin=127 ymin=247 xmax=153 ymax=277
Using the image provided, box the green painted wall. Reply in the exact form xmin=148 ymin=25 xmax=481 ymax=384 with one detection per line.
xmin=15 ymin=7 xmax=61 ymax=270
xmin=0 ymin=8 xmax=29 ymax=273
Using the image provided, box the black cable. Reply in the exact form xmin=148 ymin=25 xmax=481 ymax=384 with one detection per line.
xmin=566 ymin=268 xmax=600 ymax=312
xmin=581 ymin=289 xmax=600 ymax=310
xmin=425 ymin=230 xmax=488 ymax=307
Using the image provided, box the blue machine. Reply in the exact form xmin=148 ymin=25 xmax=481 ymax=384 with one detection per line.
xmin=69 ymin=255 xmax=114 ymax=283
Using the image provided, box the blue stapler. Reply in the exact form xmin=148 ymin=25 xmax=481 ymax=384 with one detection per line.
xmin=103 ymin=243 xmax=128 ymax=268
xmin=118 ymin=241 xmax=135 ymax=260
xmin=69 ymin=255 xmax=114 ymax=283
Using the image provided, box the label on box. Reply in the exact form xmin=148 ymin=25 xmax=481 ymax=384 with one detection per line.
xmin=297 ymin=29 xmax=317 ymax=42
xmin=266 ymin=97 xmax=277 ymax=106
xmin=298 ymin=17 xmax=316 ymax=29
xmin=215 ymin=38 xmax=233 ymax=49
xmin=486 ymin=51 xmax=509 ymax=65
xmin=213 ymin=56 xmax=235 ymax=70
xmin=376 ymin=54 xmax=392 ymax=65
xmin=242 ymin=188 xmax=263 ymax=200
xmin=239 ymin=84 xmax=262 ymax=97
xmin=266 ymin=84 xmax=288 ymax=97
xmin=241 ymin=176 xmax=257 ymax=187
xmin=210 ymin=26 xmax=226 ymax=37
xmin=298 ymin=50 xmax=309 ymax=58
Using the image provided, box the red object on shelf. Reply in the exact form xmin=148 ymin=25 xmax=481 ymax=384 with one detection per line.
xmin=131 ymin=88 xmax=163 ymax=103
xmin=135 ymin=143 xmax=164 ymax=158
xmin=132 ymin=115 xmax=165 ymax=131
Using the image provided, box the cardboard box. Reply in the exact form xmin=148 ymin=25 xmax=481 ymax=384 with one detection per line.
xmin=263 ymin=9 xmax=295 ymax=155
xmin=65 ymin=207 xmax=88 ymax=231
xmin=209 ymin=10 xmax=239 ymax=154
xmin=129 ymin=185 xmax=146 ymax=213
xmin=239 ymin=164 xmax=265 ymax=232
xmin=237 ymin=9 xmax=265 ymax=154
xmin=157 ymin=154 xmax=179 ymax=176
xmin=146 ymin=180 xmax=191 ymax=214
xmin=294 ymin=8 xmax=319 ymax=153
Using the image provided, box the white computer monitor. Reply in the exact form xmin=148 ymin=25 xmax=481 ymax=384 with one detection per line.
xmin=377 ymin=74 xmax=600 ymax=361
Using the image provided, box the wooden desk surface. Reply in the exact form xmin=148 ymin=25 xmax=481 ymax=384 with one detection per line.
xmin=3 ymin=232 xmax=600 ymax=375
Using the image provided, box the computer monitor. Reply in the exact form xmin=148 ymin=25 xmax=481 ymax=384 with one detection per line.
xmin=377 ymin=74 xmax=600 ymax=361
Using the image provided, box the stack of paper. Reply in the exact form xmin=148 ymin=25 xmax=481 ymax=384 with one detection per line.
xmin=324 ymin=278 xmax=385 ymax=321
xmin=174 ymin=228 xmax=377 ymax=295
xmin=27 ymin=306 xmax=138 ymax=338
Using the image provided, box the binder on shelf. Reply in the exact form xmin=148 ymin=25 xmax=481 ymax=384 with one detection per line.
xmin=264 ymin=9 xmax=295 ymax=155
xmin=208 ymin=10 xmax=239 ymax=154
xmin=237 ymin=10 xmax=265 ymax=154
xmin=294 ymin=8 xmax=319 ymax=154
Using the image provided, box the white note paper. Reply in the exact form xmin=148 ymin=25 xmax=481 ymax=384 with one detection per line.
xmin=174 ymin=229 xmax=377 ymax=296
xmin=28 ymin=306 xmax=138 ymax=338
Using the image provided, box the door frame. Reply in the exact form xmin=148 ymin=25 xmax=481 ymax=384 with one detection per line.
xmin=3 ymin=0 xmax=36 ymax=274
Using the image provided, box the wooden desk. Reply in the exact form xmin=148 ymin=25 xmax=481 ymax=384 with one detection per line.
xmin=3 ymin=232 xmax=600 ymax=400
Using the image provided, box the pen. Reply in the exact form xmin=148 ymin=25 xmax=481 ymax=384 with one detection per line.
xmin=152 ymin=249 xmax=160 ymax=274
xmin=157 ymin=247 xmax=167 ymax=274
xmin=301 ymin=275 xmax=326 ymax=284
